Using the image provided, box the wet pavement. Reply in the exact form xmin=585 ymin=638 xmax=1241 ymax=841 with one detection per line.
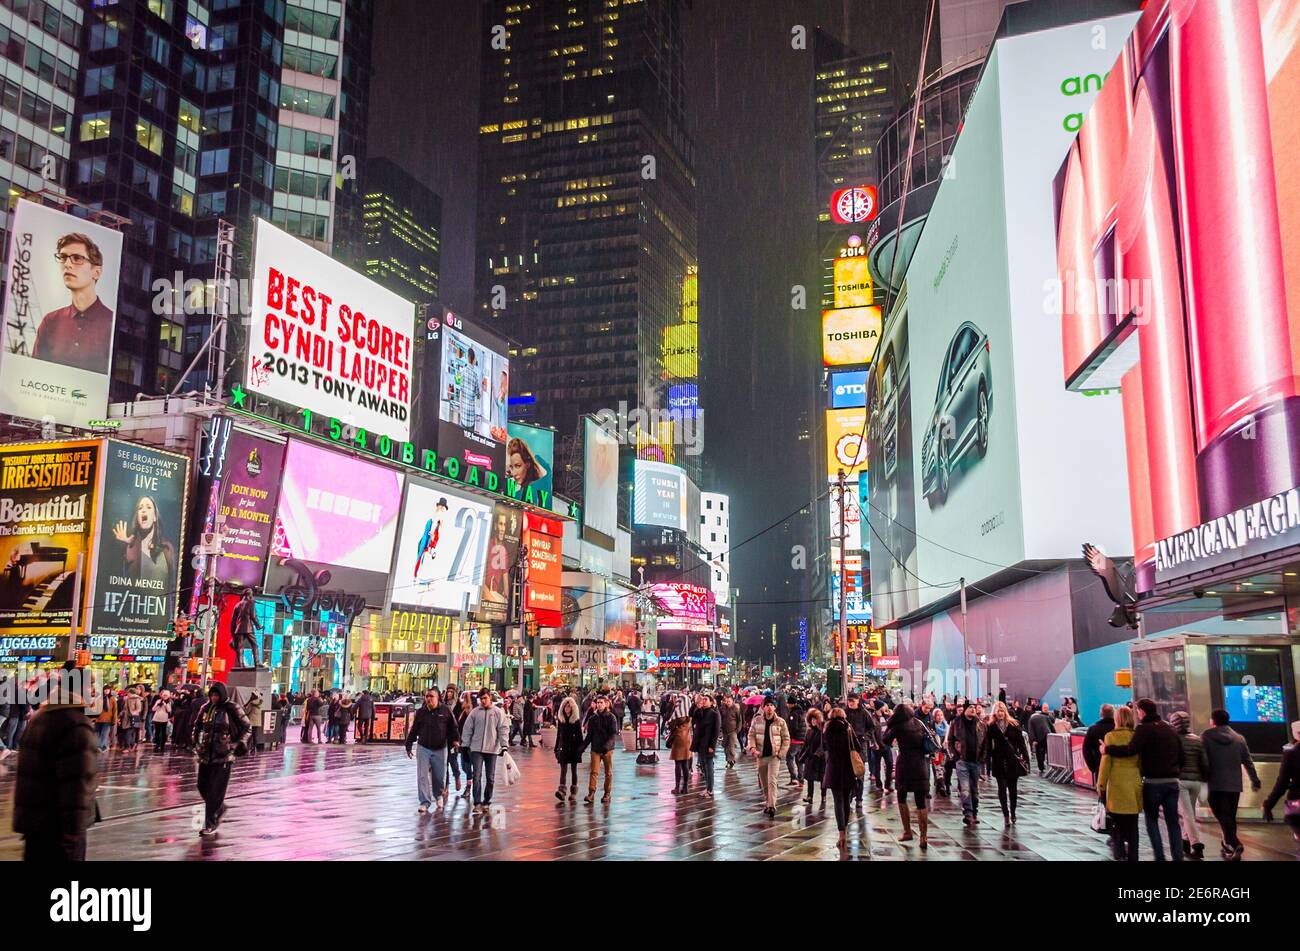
xmin=2 ymin=738 xmax=1296 ymax=861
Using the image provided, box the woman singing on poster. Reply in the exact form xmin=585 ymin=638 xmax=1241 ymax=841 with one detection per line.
xmin=111 ymin=496 xmax=174 ymax=584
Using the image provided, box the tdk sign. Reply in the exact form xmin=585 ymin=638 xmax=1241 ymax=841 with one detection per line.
xmin=830 ymin=370 xmax=868 ymax=408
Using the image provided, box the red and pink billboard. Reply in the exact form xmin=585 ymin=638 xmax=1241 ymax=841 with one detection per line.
xmin=650 ymin=582 xmax=715 ymax=633
xmin=1055 ymin=0 xmax=1300 ymax=589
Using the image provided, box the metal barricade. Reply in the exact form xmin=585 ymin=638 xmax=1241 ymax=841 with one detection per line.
xmin=1044 ymin=732 xmax=1074 ymax=784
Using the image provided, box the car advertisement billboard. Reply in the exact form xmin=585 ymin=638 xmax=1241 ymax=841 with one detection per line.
xmin=833 ymin=256 xmax=874 ymax=308
xmin=437 ymin=314 xmax=510 ymax=479
xmin=0 ymin=200 xmax=124 ymax=427
xmin=524 ymin=511 xmax=563 ymax=627
xmin=822 ymin=306 xmax=881 ymax=367
xmin=1055 ymin=0 xmax=1298 ymax=589
xmin=90 ymin=441 xmax=188 ymax=638
xmin=266 ymin=440 xmax=404 ymax=602
xmin=583 ymin=416 xmax=619 ymax=548
xmin=0 ymin=440 xmax=101 ymax=634
xmin=650 ymin=582 xmax=714 ymax=633
xmin=212 ymin=429 xmax=286 ymax=587
xmin=478 ymin=502 xmax=522 ymax=623
xmin=245 ymin=217 xmax=415 ymax=443
xmin=830 ymin=370 xmax=868 ymax=408
xmin=868 ymin=16 xmax=1139 ymax=620
xmin=506 ymin=421 xmax=553 ymax=508
xmin=825 ymin=408 xmax=869 ymax=480
xmin=389 ymin=478 xmax=492 ymax=614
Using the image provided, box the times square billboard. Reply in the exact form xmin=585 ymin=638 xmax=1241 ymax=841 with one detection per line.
xmin=865 ymin=11 xmax=1140 ymax=625
xmin=1055 ymin=0 xmax=1300 ymax=590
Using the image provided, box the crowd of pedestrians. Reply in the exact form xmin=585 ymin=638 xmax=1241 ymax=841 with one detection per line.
xmin=4 ymin=666 xmax=1298 ymax=863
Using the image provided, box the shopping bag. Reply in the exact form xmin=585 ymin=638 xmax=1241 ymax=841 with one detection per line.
xmin=1090 ymin=800 xmax=1111 ymax=833
xmin=501 ymin=750 xmax=522 ymax=786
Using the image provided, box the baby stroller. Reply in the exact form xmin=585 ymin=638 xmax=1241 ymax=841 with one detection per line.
xmin=930 ymin=747 xmax=951 ymax=797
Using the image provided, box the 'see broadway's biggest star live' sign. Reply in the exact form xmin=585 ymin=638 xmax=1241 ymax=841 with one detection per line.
xmin=245 ymin=218 xmax=415 ymax=443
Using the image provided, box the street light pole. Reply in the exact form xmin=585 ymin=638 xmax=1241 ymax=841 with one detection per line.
xmin=837 ymin=468 xmax=849 ymax=703
xmin=960 ymin=576 xmax=970 ymax=701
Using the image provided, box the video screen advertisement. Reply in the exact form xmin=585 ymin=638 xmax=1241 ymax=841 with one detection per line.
xmin=650 ymin=582 xmax=715 ymax=634
xmin=583 ymin=416 xmax=619 ymax=548
xmin=1056 ymin=0 xmax=1300 ymax=591
xmin=0 ymin=200 xmax=124 ymax=427
xmin=90 ymin=441 xmax=188 ymax=638
xmin=266 ymin=440 xmax=404 ymax=603
xmin=0 ymin=440 xmax=100 ymax=635
xmin=212 ymin=429 xmax=286 ymax=587
xmin=245 ymin=217 xmax=415 ymax=443
xmin=436 ymin=313 xmax=510 ymax=480
xmin=560 ymin=571 xmax=605 ymax=642
xmin=825 ymin=408 xmax=869 ymax=481
xmin=389 ymin=478 xmax=492 ymax=614
xmin=633 ymin=459 xmax=688 ymax=531
xmin=506 ymin=421 xmax=554 ymax=508
xmin=822 ymin=306 xmax=881 ymax=367
xmin=868 ymin=15 xmax=1138 ymax=621
xmin=603 ymin=583 xmax=637 ymax=648
xmin=524 ymin=511 xmax=563 ymax=627
xmin=478 ymin=502 xmax=522 ymax=623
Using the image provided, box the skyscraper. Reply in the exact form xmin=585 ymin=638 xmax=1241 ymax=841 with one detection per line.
xmin=475 ymin=0 xmax=700 ymax=487
xmin=68 ymin=0 xmax=373 ymax=401
xmin=359 ymin=156 xmax=441 ymax=304
xmin=0 ymin=1 xmax=84 ymax=278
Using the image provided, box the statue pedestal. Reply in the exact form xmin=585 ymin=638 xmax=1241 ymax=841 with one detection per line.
xmin=227 ymin=666 xmax=272 ymax=708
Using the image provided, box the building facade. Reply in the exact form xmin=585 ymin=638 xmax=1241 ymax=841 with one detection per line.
xmin=358 ymin=155 xmax=440 ymax=304
xmin=66 ymin=0 xmax=373 ymax=402
xmin=475 ymin=0 xmax=700 ymax=486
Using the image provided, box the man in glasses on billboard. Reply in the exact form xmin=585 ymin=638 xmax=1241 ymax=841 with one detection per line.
xmin=33 ymin=233 xmax=114 ymax=374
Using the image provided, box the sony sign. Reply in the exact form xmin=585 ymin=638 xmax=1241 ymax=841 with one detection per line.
xmin=1154 ymin=483 xmax=1300 ymax=582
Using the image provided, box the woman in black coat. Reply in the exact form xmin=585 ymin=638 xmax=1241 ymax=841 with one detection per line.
xmin=553 ymin=695 xmax=584 ymax=801
xmin=883 ymin=703 xmax=931 ymax=848
xmin=799 ymin=708 xmax=826 ymax=809
xmin=522 ymin=693 xmax=537 ymax=749
xmin=979 ymin=700 xmax=1030 ymax=824
xmin=822 ymin=709 xmax=861 ymax=848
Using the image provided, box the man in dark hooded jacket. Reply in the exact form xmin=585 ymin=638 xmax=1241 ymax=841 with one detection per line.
xmin=191 ymin=681 xmax=252 ymax=837
xmin=12 ymin=664 xmax=97 ymax=860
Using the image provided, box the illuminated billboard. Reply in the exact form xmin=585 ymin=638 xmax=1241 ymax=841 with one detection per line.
xmin=822 ymin=306 xmax=881 ymax=367
xmin=389 ymin=478 xmax=492 ymax=614
xmin=478 ymin=502 xmax=522 ymax=623
xmin=91 ymin=441 xmax=188 ymax=638
xmin=266 ymin=440 xmax=404 ymax=601
xmin=663 ymin=322 xmax=699 ymax=378
xmin=867 ymin=12 xmax=1140 ymax=623
xmin=1056 ymin=0 xmax=1299 ymax=589
xmin=245 ymin=217 xmax=415 ymax=443
xmin=833 ymin=256 xmax=874 ymax=308
xmin=633 ymin=459 xmax=689 ymax=532
xmin=829 ymin=475 xmax=862 ymax=550
xmin=582 ymin=416 xmax=619 ymax=548
xmin=0 ymin=200 xmax=124 ymax=427
xmin=650 ymin=582 xmax=714 ymax=633
xmin=825 ymin=408 xmax=869 ymax=480
xmin=524 ymin=512 xmax=563 ymax=627
xmin=830 ymin=185 xmax=878 ymax=224
xmin=506 ymin=421 xmax=553 ymax=508
xmin=829 ymin=370 xmax=868 ymax=408
xmin=212 ymin=430 xmax=285 ymax=587
xmin=436 ymin=314 xmax=510 ymax=478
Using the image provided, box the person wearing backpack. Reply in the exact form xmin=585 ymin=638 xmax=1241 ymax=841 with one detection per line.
xmin=1169 ymin=711 xmax=1209 ymax=859
xmin=884 ymin=702 xmax=932 ymax=848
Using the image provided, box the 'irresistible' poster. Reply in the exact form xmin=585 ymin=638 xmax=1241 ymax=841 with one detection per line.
xmin=91 ymin=441 xmax=188 ymax=637
xmin=0 ymin=440 xmax=101 ymax=633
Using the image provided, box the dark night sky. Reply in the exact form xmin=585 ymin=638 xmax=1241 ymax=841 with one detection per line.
xmin=369 ymin=0 xmax=934 ymax=665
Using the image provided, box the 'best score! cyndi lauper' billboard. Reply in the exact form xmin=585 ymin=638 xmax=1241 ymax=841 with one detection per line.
xmin=245 ymin=218 xmax=415 ymax=443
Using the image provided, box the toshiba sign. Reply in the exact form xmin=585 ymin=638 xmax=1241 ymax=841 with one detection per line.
xmin=245 ymin=218 xmax=416 ymax=443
